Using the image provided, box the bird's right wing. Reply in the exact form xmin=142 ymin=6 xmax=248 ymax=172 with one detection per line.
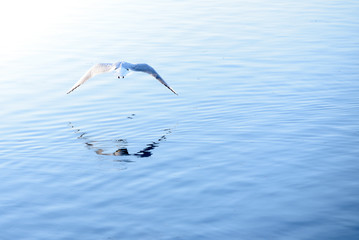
xmin=67 ymin=63 xmax=114 ymax=94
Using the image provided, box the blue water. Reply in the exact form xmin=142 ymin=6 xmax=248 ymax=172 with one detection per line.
xmin=1 ymin=0 xmax=359 ymax=239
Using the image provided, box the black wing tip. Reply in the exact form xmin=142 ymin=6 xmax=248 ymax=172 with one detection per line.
xmin=168 ymin=87 xmax=178 ymax=95
xmin=66 ymin=85 xmax=80 ymax=94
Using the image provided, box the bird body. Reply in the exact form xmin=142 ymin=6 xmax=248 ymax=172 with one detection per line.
xmin=67 ymin=61 xmax=177 ymax=95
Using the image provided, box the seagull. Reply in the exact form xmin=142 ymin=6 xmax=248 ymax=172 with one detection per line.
xmin=67 ymin=61 xmax=177 ymax=95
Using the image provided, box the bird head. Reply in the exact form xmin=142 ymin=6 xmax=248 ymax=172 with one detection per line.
xmin=114 ymin=62 xmax=130 ymax=78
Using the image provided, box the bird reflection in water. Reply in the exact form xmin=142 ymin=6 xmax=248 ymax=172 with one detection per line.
xmin=69 ymin=122 xmax=171 ymax=158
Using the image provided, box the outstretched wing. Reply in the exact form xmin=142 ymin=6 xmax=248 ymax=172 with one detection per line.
xmin=129 ymin=63 xmax=178 ymax=95
xmin=67 ymin=63 xmax=114 ymax=94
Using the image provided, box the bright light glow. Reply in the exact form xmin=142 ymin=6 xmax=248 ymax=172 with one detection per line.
xmin=0 ymin=0 xmax=86 ymax=60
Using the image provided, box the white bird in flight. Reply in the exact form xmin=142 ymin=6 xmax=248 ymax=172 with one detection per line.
xmin=67 ymin=61 xmax=177 ymax=95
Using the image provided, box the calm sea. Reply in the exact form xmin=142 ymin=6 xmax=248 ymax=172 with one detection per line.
xmin=1 ymin=0 xmax=359 ymax=239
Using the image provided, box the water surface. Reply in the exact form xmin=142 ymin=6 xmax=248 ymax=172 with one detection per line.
xmin=1 ymin=0 xmax=359 ymax=239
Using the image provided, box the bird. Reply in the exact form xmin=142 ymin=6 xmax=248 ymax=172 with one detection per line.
xmin=67 ymin=61 xmax=177 ymax=95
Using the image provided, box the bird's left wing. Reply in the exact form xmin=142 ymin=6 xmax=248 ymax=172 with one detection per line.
xmin=67 ymin=63 xmax=114 ymax=94
xmin=129 ymin=63 xmax=178 ymax=95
